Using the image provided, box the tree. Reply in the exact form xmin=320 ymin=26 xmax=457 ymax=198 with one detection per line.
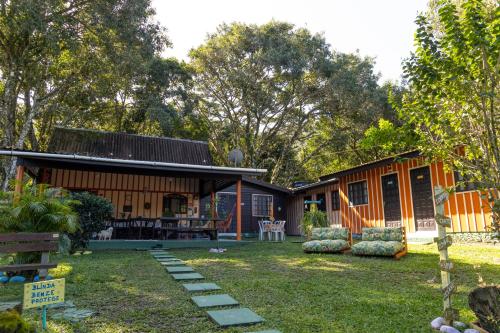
xmin=190 ymin=21 xmax=394 ymax=185
xmin=0 ymin=0 xmax=170 ymax=188
xmin=400 ymin=0 xmax=499 ymax=235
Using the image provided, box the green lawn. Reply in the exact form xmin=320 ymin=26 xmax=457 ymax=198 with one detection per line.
xmin=1 ymin=240 xmax=499 ymax=333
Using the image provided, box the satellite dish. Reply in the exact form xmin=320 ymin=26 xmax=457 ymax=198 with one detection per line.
xmin=228 ymin=148 xmax=244 ymax=167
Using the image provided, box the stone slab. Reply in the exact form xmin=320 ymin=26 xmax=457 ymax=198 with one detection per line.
xmin=153 ymin=255 xmax=174 ymax=258
xmin=207 ymin=308 xmax=264 ymax=327
xmin=246 ymin=331 xmax=282 ymax=333
xmin=171 ymin=273 xmax=204 ymax=280
xmin=182 ymin=283 xmax=222 ymax=292
xmin=160 ymin=261 xmax=185 ymax=266
xmin=191 ymin=294 xmax=238 ymax=308
xmin=166 ymin=266 xmax=195 ymax=273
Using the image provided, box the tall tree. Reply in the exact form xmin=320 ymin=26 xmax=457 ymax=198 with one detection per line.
xmin=0 ymin=0 xmax=171 ymax=188
xmin=400 ymin=0 xmax=499 ymax=234
xmin=190 ymin=21 xmax=393 ymax=185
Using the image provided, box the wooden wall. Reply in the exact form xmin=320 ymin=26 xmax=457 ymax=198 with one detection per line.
xmin=287 ymin=158 xmax=492 ymax=235
xmin=48 ymin=168 xmax=200 ymax=219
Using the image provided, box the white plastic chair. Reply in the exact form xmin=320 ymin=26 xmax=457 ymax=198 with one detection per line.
xmin=259 ymin=220 xmax=272 ymax=241
xmin=271 ymin=220 xmax=286 ymax=241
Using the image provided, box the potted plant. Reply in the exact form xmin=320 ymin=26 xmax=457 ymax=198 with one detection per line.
xmin=299 ymin=204 xmax=328 ymax=239
xmin=468 ymin=285 xmax=499 ymax=333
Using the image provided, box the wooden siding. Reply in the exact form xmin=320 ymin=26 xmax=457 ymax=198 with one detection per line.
xmin=287 ymin=158 xmax=492 ymax=235
xmin=48 ymin=168 xmax=200 ymax=219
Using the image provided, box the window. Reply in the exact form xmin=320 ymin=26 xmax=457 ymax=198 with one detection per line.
xmin=454 ymin=171 xmax=477 ymax=192
xmin=348 ymin=181 xmax=368 ymax=206
xmin=163 ymin=194 xmax=188 ymax=216
xmin=316 ymin=193 xmax=326 ymax=211
xmin=331 ymin=190 xmax=340 ymax=210
xmin=252 ymin=194 xmax=273 ymax=217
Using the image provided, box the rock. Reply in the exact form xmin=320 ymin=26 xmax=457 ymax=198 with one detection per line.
xmin=9 ymin=276 xmax=26 ymax=283
xmin=453 ymin=321 xmax=467 ymax=329
xmin=440 ymin=325 xmax=460 ymax=333
xmin=431 ymin=317 xmax=445 ymax=329
xmin=464 ymin=329 xmax=480 ymax=333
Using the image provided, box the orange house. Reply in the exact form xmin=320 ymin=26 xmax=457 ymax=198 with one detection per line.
xmin=286 ymin=151 xmax=493 ymax=236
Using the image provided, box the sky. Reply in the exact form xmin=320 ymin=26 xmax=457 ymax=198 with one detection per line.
xmin=151 ymin=0 xmax=429 ymax=82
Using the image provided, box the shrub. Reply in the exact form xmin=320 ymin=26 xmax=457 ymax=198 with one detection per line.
xmin=299 ymin=205 xmax=329 ymax=238
xmin=0 ymin=310 xmax=35 ymax=333
xmin=0 ymin=183 xmax=79 ymax=274
xmin=468 ymin=285 xmax=500 ymax=333
xmin=69 ymin=191 xmax=114 ymax=251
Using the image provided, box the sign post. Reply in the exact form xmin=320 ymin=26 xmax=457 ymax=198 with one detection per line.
xmin=23 ymin=278 xmax=65 ymax=330
xmin=433 ymin=186 xmax=458 ymax=325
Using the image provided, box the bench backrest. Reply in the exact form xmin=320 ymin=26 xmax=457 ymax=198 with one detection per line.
xmin=0 ymin=233 xmax=59 ymax=253
xmin=311 ymin=227 xmax=350 ymax=241
xmin=361 ymin=227 xmax=403 ymax=242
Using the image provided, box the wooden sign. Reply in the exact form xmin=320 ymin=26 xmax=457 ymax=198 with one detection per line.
xmin=434 ymin=188 xmax=449 ymax=206
xmin=442 ymin=281 xmax=457 ymax=300
xmin=439 ymin=260 xmax=454 ymax=272
xmin=435 ymin=235 xmax=453 ymax=250
xmin=23 ymin=278 xmax=65 ymax=309
xmin=435 ymin=213 xmax=452 ymax=227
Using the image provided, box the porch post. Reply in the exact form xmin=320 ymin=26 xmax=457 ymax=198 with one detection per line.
xmin=236 ymin=178 xmax=242 ymax=240
xmin=210 ymin=191 xmax=216 ymax=218
xmin=15 ymin=165 xmax=25 ymax=194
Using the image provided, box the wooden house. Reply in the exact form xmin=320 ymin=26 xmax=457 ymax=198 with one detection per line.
xmin=286 ymin=151 xmax=493 ymax=236
xmin=1 ymin=127 xmax=269 ymax=240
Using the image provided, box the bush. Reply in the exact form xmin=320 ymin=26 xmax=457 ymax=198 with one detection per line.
xmin=299 ymin=205 xmax=329 ymax=238
xmin=0 ymin=310 xmax=35 ymax=333
xmin=69 ymin=192 xmax=113 ymax=251
xmin=468 ymin=285 xmax=500 ymax=333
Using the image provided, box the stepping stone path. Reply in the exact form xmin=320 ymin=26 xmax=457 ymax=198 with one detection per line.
xmin=171 ymin=273 xmax=205 ymax=280
xmin=191 ymin=294 xmax=239 ymax=308
xmin=207 ymin=308 xmax=264 ymax=327
xmin=166 ymin=266 xmax=195 ymax=273
xmin=161 ymin=261 xmax=185 ymax=266
xmin=149 ymin=249 xmax=278 ymax=331
xmin=183 ymin=283 xmax=221 ymax=292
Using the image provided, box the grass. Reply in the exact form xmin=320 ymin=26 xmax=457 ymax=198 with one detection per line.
xmin=1 ymin=240 xmax=499 ymax=333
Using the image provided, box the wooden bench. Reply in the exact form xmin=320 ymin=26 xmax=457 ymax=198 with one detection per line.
xmin=0 ymin=233 xmax=59 ymax=279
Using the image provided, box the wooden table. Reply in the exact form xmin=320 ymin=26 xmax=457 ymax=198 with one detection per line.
xmin=160 ymin=217 xmax=225 ymax=240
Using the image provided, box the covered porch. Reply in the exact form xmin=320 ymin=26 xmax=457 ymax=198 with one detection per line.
xmin=2 ymin=149 xmax=266 ymax=241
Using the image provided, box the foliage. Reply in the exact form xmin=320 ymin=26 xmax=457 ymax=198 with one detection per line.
xmin=0 ymin=183 xmax=78 ymax=266
xmin=0 ymin=183 xmax=78 ymax=233
xmin=400 ymin=0 xmax=499 ymax=235
xmin=0 ymin=0 xmax=197 ymax=188
xmin=299 ymin=205 xmax=329 ymax=237
xmin=468 ymin=286 xmax=500 ymax=333
xmin=0 ymin=243 xmax=498 ymax=332
xmin=190 ymin=21 xmax=394 ymax=185
xmin=0 ymin=309 xmax=35 ymax=333
xmin=359 ymin=118 xmax=418 ymax=159
xmin=69 ymin=192 xmax=114 ymax=252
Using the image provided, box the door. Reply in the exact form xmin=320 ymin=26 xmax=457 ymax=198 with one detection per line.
xmin=381 ymin=173 xmax=402 ymax=227
xmin=216 ymin=192 xmax=236 ymax=232
xmin=410 ymin=166 xmax=436 ymax=231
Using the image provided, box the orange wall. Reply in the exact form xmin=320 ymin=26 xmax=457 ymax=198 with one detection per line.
xmin=48 ymin=168 xmax=200 ymax=219
xmin=286 ymin=158 xmax=492 ymax=235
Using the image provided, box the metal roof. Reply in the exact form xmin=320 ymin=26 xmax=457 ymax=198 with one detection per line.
xmin=47 ymin=127 xmax=213 ymax=166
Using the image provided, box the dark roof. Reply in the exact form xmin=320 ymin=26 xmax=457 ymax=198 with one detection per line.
xmin=319 ymin=150 xmax=420 ymax=181
xmin=47 ymin=127 xmax=213 ymax=166
xmin=291 ymin=178 xmax=338 ymax=194
xmin=242 ymin=176 xmax=291 ymax=194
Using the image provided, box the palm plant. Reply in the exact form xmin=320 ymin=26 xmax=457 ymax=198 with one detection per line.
xmin=0 ymin=183 xmax=79 ymax=233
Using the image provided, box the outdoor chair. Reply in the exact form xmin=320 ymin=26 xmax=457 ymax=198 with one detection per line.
xmin=302 ymin=227 xmax=351 ymax=253
xmin=258 ymin=220 xmax=272 ymax=240
xmin=270 ymin=220 xmax=286 ymax=241
xmin=351 ymin=227 xmax=407 ymax=259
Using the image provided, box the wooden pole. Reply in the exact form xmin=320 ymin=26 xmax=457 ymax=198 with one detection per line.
xmin=210 ymin=191 xmax=216 ymax=219
xmin=434 ymin=185 xmax=458 ymax=325
xmin=14 ymin=165 xmax=25 ymax=201
xmin=236 ymin=178 xmax=242 ymax=240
